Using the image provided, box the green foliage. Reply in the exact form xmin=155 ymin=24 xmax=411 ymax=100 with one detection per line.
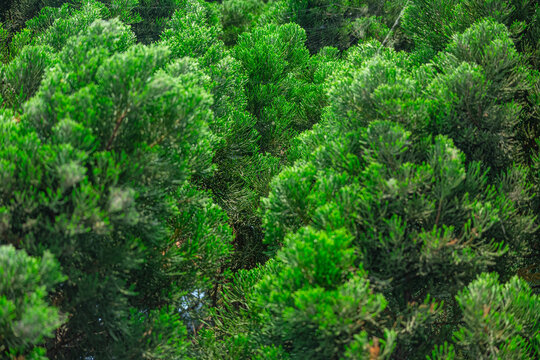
xmin=0 ymin=23 xmax=10 ymax=63
xmin=403 ymin=0 xmax=540 ymax=56
xmin=1 ymin=1 xmax=539 ymax=359
xmin=309 ymin=20 xmax=534 ymax=175
xmin=220 ymin=0 xmax=264 ymax=46
xmin=1 ymin=0 xmax=167 ymax=58
xmin=0 ymin=245 xmax=65 ymax=359
xmin=187 ymin=7 xmax=539 ymax=359
xmin=209 ymin=21 xmax=339 ymax=268
xmin=37 ymin=0 xmax=109 ymax=51
xmin=261 ymin=120 xmax=535 ymax=358
xmin=160 ymin=3 xmax=335 ymax=269
xmin=350 ymin=15 xmax=390 ymax=44
xmin=280 ymin=0 xmax=369 ymax=53
xmin=160 ymin=0 xmax=270 ymax=269
xmin=100 ymin=0 xmax=142 ymax=25
xmin=132 ymin=0 xmax=179 ymax=44
xmin=268 ymin=0 xmax=410 ymax=53
xmin=160 ymin=0 xmax=224 ymax=65
xmin=1 ymin=15 xmax=231 ymax=358
xmin=426 ymin=19 xmax=531 ymax=172
xmin=521 ymin=4 xmax=540 ymax=68
xmin=0 ymin=45 xmax=54 ymax=110
xmin=233 ymin=23 xmax=310 ymax=153
xmin=402 ymin=0 xmax=470 ymax=54
xmin=0 ymin=0 xmax=67 ymax=38
xmin=430 ymin=273 xmax=539 ymax=360
xmin=254 ymin=228 xmax=394 ymax=359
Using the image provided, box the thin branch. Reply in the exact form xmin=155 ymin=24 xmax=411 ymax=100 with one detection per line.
xmin=211 ymin=266 xmax=223 ymax=309
xmin=106 ymin=109 xmax=129 ymax=151
xmin=149 ymin=132 xmax=169 ymax=149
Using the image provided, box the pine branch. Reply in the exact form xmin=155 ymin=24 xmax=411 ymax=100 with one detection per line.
xmin=106 ymin=109 xmax=129 ymax=150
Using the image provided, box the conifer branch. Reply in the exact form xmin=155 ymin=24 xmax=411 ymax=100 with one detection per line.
xmin=434 ymin=199 xmax=443 ymax=226
xmin=106 ymin=109 xmax=129 ymax=150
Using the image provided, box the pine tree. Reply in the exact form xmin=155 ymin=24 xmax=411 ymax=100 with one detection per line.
xmin=1 ymin=1 xmax=539 ymax=359
xmin=426 ymin=19 xmax=531 ymax=173
xmin=0 ymin=44 xmax=54 ymax=110
xmin=219 ymin=0 xmax=265 ymax=46
xmin=194 ymin=14 xmax=539 ymax=356
xmin=260 ymin=120 xmax=535 ymax=358
xmin=0 ymin=244 xmax=65 ymax=359
xmin=160 ymin=1 xmax=334 ymax=269
xmin=430 ymin=273 xmax=539 ymax=360
xmin=403 ymin=0 xmax=540 ymax=61
xmin=1 ymin=14 xmax=232 ymax=359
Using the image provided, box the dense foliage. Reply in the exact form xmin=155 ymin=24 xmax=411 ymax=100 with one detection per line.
xmin=1 ymin=0 xmax=539 ymax=359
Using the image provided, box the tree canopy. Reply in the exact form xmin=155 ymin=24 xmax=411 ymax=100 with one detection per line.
xmin=0 ymin=0 xmax=539 ymax=359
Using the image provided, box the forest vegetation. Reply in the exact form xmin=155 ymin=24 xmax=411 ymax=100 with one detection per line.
xmin=0 ymin=0 xmax=539 ymax=359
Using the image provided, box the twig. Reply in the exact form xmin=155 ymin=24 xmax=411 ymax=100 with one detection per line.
xmin=106 ymin=109 xmax=129 ymax=150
